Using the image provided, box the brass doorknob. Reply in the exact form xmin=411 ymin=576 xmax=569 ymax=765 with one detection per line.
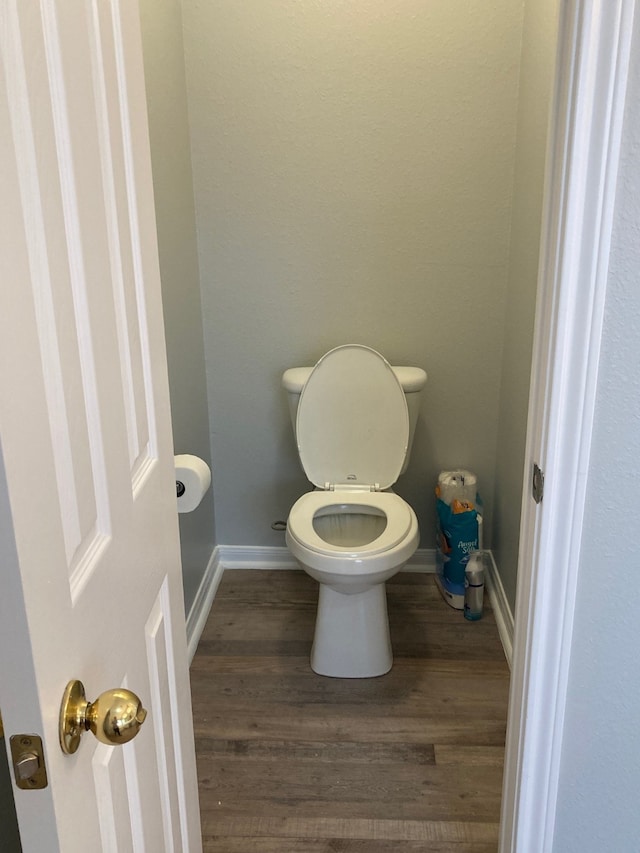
xmin=59 ymin=680 xmax=147 ymax=755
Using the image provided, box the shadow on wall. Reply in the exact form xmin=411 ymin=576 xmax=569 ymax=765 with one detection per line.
xmin=397 ymin=414 xmax=436 ymax=548
xmin=0 ymin=733 xmax=21 ymax=852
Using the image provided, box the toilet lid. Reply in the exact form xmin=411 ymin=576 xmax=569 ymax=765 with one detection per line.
xmin=296 ymin=345 xmax=409 ymax=490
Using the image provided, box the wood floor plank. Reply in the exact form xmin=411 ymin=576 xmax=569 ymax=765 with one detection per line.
xmin=193 ymin=707 xmax=508 ymax=741
xmin=199 ymin=815 xmax=501 ymax=843
xmin=195 ymin=747 xmax=503 ymax=821
xmin=192 ymin=673 xmax=508 ymax=701
xmin=203 ymin=839 xmax=498 ymax=853
xmin=191 ymin=708 xmax=507 ymax=746
xmin=191 ymin=570 xmax=509 ymax=849
xmin=195 ymin=737 xmax=437 ymax=765
xmin=198 ymin=799 xmax=503 ymax=824
xmin=192 ymin=655 xmax=509 ymax=680
xmin=434 ymin=744 xmax=505 ymax=767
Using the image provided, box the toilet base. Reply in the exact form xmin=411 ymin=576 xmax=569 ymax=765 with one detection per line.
xmin=311 ymin=583 xmax=393 ymax=678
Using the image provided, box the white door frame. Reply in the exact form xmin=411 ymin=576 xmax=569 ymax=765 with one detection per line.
xmin=500 ymin=1 xmax=636 ymax=850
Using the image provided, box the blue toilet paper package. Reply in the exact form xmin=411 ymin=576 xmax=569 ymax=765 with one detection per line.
xmin=434 ymin=471 xmax=481 ymax=609
xmin=436 ymin=498 xmax=478 ymax=577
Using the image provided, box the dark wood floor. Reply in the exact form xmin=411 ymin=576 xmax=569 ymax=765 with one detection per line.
xmin=190 ymin=570 xmax=510 ymax=852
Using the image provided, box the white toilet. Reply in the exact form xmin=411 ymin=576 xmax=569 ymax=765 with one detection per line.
xmin=282 ymin=344 xmax=427 ymax=678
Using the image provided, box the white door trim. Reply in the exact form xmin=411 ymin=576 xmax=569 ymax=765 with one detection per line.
xmin=500 ymin=2 xmax=636 ymax=851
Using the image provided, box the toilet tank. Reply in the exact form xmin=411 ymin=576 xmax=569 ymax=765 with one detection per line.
xmin=282 ymin=363 xmax=427 ymax=475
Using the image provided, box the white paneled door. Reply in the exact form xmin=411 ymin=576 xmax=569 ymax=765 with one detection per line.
xmin=0 ymin=1 xmax=202 ymax=851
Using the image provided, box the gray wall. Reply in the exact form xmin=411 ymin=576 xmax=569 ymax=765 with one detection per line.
xmin=493 ymin=0 xmax=560 ymax=609
xmin=552 ymin=14 xmax=640 ymax=850
xmin=139 ymin=0 xmax=215 ymax=613
xmin=182 ymin=0 xmax=527 ymax=547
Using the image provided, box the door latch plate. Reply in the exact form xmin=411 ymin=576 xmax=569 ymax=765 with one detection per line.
xmin=9 ymin=734 xmax=48 ymax=790
xmin=532 ymin=463 xmax=544 ymax=504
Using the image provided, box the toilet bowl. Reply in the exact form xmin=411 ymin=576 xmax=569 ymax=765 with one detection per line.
xmin=282 ymin=345 xmax=426 ymax=678
xmin=286 ymin=491 xmax=419 ymax=677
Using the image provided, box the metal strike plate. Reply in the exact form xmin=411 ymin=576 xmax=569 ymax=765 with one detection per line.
xmin=9 ymin=734 xmax=48 ymax=790
xmin=532 ymin=462 xmax=545 ymax=504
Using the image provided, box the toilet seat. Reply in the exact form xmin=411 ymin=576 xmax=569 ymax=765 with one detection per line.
xmin=287 ymin=490 xmax=413 ymax=557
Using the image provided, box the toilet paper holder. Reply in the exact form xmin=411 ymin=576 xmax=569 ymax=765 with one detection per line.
xmin=176 ymin=480 xmax=186 ymax=498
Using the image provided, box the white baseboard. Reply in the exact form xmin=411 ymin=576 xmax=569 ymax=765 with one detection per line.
xmin=217 ymin=544 xmax=296 ymax=569
xmin=185 ymin=545 xmax=513 ymax=667
xmin=217 ymin=544 xmax=437 ymax=572
xmin=185 ymin=546 xmax=224 ymax=663
xmin=485 ymin=551 xmax=514 ymax=667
